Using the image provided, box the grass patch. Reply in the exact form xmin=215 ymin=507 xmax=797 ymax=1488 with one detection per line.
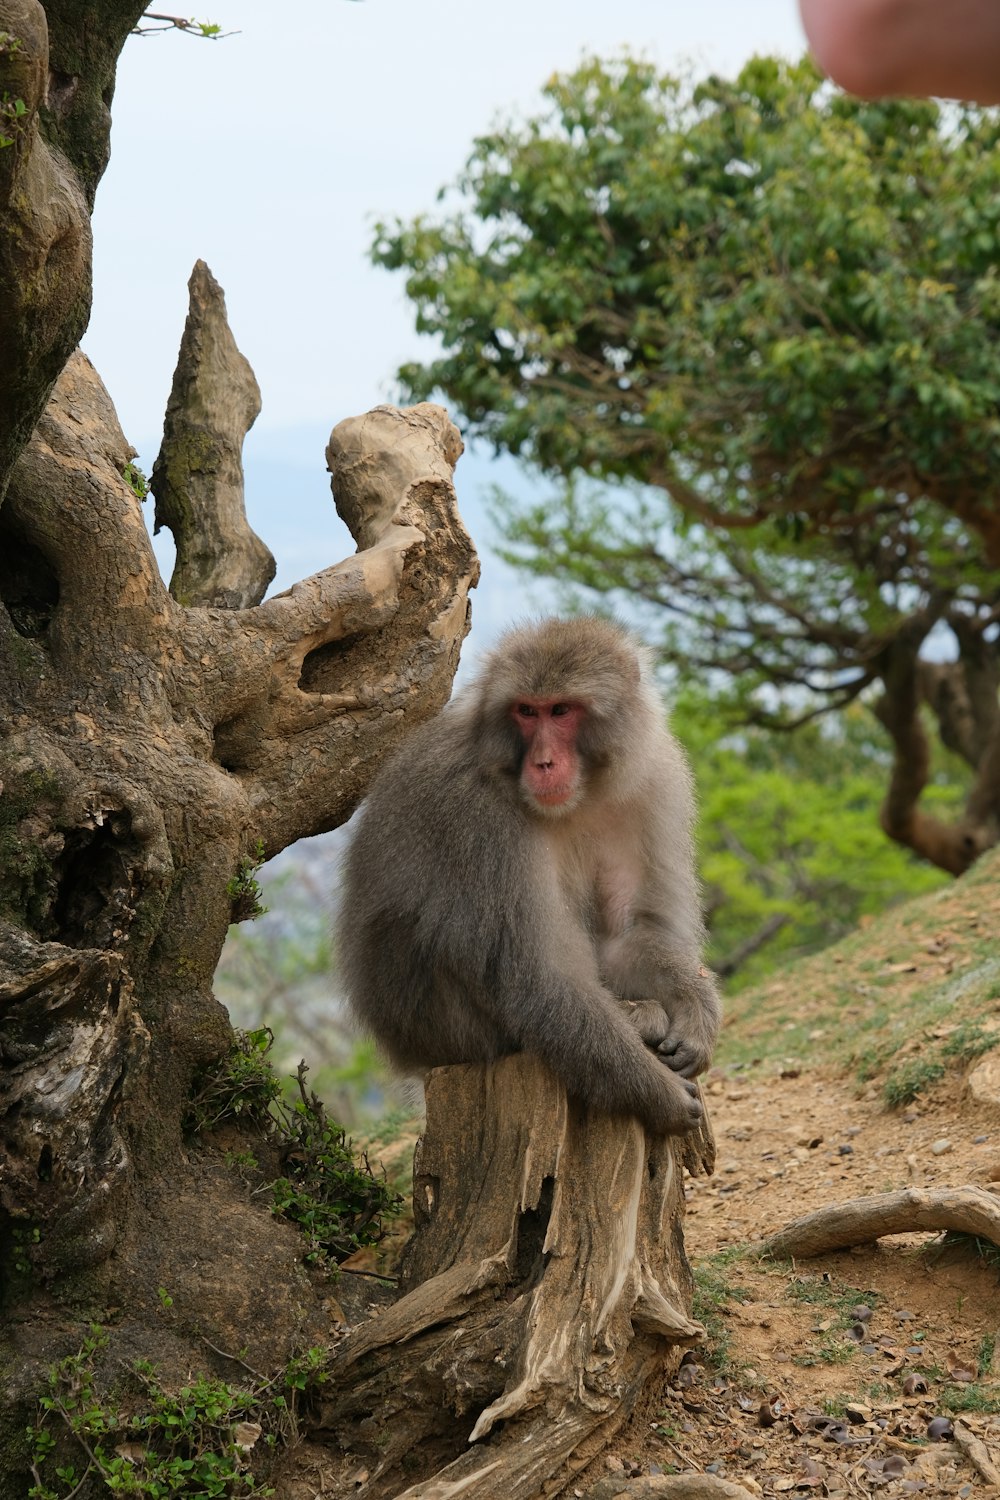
xmin=692 ymin=1249 xmax=752 ymax=1377
xmin=939 ymin=1384 xmax=1000 ymax=1415
xmin=941 ymin=1022 xmax=1000 ymax=1061
xmin=716 ymin=845 xmax=1000 ymax=1094
xmin=883 ymin=1059 xmax=946 ymax=1109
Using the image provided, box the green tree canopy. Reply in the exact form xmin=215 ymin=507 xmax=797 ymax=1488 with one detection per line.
xmin=374 ymin=54 xmax=1000 ymax=876
xmin=673 ymin=692 xmax=955 ymax=988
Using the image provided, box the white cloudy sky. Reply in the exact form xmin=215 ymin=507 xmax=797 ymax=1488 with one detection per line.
xmin=83 ymin=0 xmax=807 ymax=646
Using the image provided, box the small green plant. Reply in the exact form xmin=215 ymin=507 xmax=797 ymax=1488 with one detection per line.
xmin=225 ymin=1148 xmax=261 ymax=1175
xmin=134 ymin=14 xmax=225 ymax=38
xmin=122 ymin=459 xmax=149 ymax=499
xmin=691 ymin=1249 xmax=752 ymax=1377
xmin=187 ymin=1032 xmax=400 ymax=1267
xmin=0 ymin=91 xmax=26 ymax=149
xmin=156 ymin=1286 xmax=173 ymax=1311
xmin=29 ymin=1327 xmax=331 ymax=1499
xmin=795 ymin=1337 xmax=856 ymax=1367
xmin=883 ymin=1058 xmax=946 ymax=1108
xmin=227 ymin=839 xmax=269 ymax=923
xmin=270 ymin=1063 xmax=401 ymax=1265
xmin=187 ymin=1026 xmax=283 ymax=1134
xmin=939 ymin=1383 xmax=1000 ymax=1415
xmin=941 ymin=1022 xmax=999 ymax=1061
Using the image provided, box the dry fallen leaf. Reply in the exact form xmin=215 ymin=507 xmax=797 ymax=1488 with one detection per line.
xmin=945 ymin=1349 xmax=976 ymax=1383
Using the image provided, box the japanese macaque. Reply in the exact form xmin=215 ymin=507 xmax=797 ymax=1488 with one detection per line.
xmin=337 ymin=617 xmax=721 ymax=1135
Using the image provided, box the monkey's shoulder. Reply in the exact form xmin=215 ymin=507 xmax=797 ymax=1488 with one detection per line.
xmin=358 ymin=733 xmax=526 ymax=866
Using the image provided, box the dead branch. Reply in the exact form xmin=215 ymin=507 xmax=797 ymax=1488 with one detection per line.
xmin=953 ymin=1421 xmax=1000 ymax=1489
xmin=752 ymin=1185 xmax=1000 ymax=1260
xmin=151 ymin=260 xmax=274 ymax=608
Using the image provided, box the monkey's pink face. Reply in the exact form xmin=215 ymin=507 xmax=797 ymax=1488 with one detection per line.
xmin=512 ymin=697 xmax=587 ymax=812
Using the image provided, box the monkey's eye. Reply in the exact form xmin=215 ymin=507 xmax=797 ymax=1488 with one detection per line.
xmin=515 ymin=703 xmax=538 ymax=718
xmin=551 ymin=703 xmax=572 ymax=716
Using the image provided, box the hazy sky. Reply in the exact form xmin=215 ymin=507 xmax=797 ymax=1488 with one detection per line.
xmin=83 ymin=0 xmax=807 ymax=638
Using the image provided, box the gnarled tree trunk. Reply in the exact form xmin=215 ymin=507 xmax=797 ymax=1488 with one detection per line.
xmin=0 ymin=271 xmax=477 ymax=1479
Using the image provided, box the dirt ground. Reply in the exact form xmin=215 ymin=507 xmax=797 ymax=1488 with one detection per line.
xmin=571 ymin=1064 xmax=999 ymax=1497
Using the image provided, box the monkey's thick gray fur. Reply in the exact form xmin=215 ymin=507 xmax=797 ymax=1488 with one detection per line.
xmin=337 ymin=616 xmax=721 ymax=1136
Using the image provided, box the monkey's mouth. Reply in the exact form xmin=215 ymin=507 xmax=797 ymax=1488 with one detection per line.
xmin=525 ymin=783 xmax=580 ymax=815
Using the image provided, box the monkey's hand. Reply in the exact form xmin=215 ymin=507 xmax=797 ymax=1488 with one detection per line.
xmin=663 ymin=1072 xmax=705 ymax=1132
xmin=637 ymin=969 xmax=722 ymax=1080
xmin=656 ymin=972 xmax=719 ymax=1080
xmin=624 ymin=999 xmax=675 ymax=1049
xmin=656 ymin=1026 xmax=713 ymax=1080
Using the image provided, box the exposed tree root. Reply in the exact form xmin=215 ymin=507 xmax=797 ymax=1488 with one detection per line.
xmin=752 ymin=1185 xmax=1000 ymax=1260
xmin=953 ymin=1421 xmax=1000 ymax=1489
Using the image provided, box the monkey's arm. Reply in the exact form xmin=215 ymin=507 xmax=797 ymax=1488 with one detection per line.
xmin=601 ymin=923 xmax=721 ymax=1079
xmin=467 ymin=923 xmax=706 ymax=1136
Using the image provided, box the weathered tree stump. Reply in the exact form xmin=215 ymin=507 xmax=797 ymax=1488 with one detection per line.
xmin=311 ymin=1054 xmax=715 ymax=1498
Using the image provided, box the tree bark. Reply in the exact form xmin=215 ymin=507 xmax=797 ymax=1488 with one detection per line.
xmin=303 ymin=1055 xmax=715 ymax=1499
xmin=0 ymin=0 xmax=144 ymax=504
xmin=0 ymin=315 xmax=479 ymax=1483
xmin=875 ymin=627 xmax=991 ymax=875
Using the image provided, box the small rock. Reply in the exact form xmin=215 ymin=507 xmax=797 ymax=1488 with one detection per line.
xmin=930 ymin=1138 xmax=952 ymax=1156
xmin=838 ymin=1144 xmax=854 ymax=1156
